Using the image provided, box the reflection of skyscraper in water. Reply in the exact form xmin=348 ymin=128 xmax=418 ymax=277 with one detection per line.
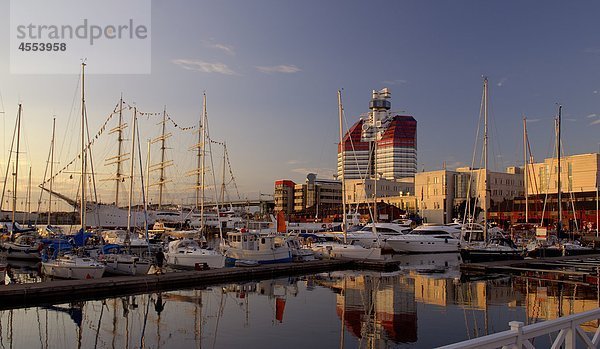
xmin=333 ymin=272 xmax=417 ymax=344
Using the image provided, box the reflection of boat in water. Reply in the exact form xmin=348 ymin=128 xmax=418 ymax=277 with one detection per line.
xmin=387 ymin=252 xmax=462 ymax=278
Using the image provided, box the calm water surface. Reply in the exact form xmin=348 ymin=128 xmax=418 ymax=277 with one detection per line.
xmin=2 ymin=253 xmax=599 ymax=348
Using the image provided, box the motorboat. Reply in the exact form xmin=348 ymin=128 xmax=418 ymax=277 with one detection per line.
xmin=223 ymin=230 xmax=292 ymax=266
xmin=385 ymin=224 xmax=461 ymax=253
xmin=333 ymin=222 xmax=410 ymax=250
xmin=165 ymin=238 xmax=225 ymax=269
xmin=41 ymin=254 xmax=105 ymax=279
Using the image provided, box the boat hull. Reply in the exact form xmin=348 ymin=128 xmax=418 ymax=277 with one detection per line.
xmin=0 ymin=243 xmax=42 ymax=260
xmin=224 ymin=249 xmax=292 ymax=267
xmin=42 ymin=262 xmax=105 ymax=279
xmin=311 ymin=242 xmax=382 ymax=260
xmin=102 ymin=256 xmax=152 ymax=276
xmin=166 ymin=251 xmax=226 ymax=269
xmin=386 ymin=238 xmax=460 ymax=254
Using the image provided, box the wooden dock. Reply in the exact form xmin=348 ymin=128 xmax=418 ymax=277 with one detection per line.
xmin=460 ymin=254 xmax=600 ymax=284
xmin=0 ymin=259 xmax=403 ymax=310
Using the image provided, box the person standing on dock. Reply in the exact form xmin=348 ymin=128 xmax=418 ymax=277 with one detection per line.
xmin=155 ymin=248 xmax=165 ymax=274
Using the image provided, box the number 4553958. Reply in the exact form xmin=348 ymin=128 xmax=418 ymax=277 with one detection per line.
xmin=18 ymin=42 xmax=67 ymax=51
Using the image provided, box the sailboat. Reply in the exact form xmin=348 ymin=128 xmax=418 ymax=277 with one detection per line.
xmin=41 ymin=63 xmax=105 ymax=280
xmin=0 ymin=104 xmax=43 ymax=261
xmin=165 ymin=93 xmax=225 ymax=269
xmin=525 ymin=106 xmax=595 ymax=257
xmin=99 ymin=107 xmax=152 ymax=276
xmin=459 ymin=77 xmax=523 ymax=263
xmin=308 ymin=90 xmax=382 ymax=261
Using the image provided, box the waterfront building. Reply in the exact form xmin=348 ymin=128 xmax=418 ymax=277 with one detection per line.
xmin=273 ymin=173 xmax=341 ymax=218
xmin=344 ymin=177 xmax=414 ymax=204
xmin=337 ymin=88 xmax=417 ymax=181
xmin=527 ymin=153 xmax=599 ymax=195
xmin=494 ymin=152 xmax=600 ymax=229
xmin=274 ymin=180 xmax=295 ymax=215
xmin=415 ymin=167 xmax=524 ymax=224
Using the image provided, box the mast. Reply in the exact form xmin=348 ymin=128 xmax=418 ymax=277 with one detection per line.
xmin=12 ymin=104 xmax=22 ymax=227
xmin=80 ymin=62 xmax=86 ymax=231
xmin=337 ymin=90 xmax=347 ymax=243
xmin=557 ymin=105 xmax=563 ymax=237
xmin=483 ymin=77 xmax=489 ymax=241
xmin=200 ymin=94 xmax=207 ymax=229
xmin=523 ymin=117 xmax=528 ymax=223
xmin=194 ymin=96 xmax=202 ymax=211
xmin=26 ymin=166 xmax=31 ymax=224
xmin=220 ymin=143 xmax=227 ymax=205
xmin=158 ymin=107 xmax=167 ymax=209
xmin=115 ymin=95 xmax=125 ymax=205
xmin=48 ymin=118 xmax=55 ymax=226
xmin=127 ymin=108 xmax=137 ymax=231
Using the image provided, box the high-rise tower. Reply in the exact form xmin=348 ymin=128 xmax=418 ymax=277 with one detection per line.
xmin=337 ymin=88 xmax=417 ymax=180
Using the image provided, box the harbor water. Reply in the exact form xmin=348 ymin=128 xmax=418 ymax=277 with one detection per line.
xmin=2 ymin=253 xmax=600 ymax=348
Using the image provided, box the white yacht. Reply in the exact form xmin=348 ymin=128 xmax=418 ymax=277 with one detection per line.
xmin=338 ymin=222 xmax=410 ymax=250
xmin=385 ymin=224 xmax=461 ymax=253
xmin=165 ymin=238 xmax=226 ymax=269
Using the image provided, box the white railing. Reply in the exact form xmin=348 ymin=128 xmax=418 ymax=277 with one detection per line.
xmin=437 ymin=308 xmax=600 ymax=349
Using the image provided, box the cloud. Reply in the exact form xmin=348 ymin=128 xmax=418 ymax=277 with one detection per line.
xmin=585 ymin=48 xmax=600 ymax=54
xmin=590 ymin=119 xmax=600 ymax=126
xmin=496 ymin=77 xmax=508 ymax=87
xmin=215 ymin=44 xmax=235 ymax=55
xmin=203 ymin=39 xmax=236 ymax=56
xmin=213 ymin=43 xmax=235 ymax=56
xmin=382 ymin=79 xmax=408 ymax=85
xmin=595 ymin=90 xmax=600 ymax=94
xmin=586 ymin=113 xmax=598 ymax=119
xmin=172 ymin=59 xmax=237 ymax=75
xmin=286 ymin=159 xmax=305 ymax=165
xmin=256 ymin=64 xmax=301 ymax=74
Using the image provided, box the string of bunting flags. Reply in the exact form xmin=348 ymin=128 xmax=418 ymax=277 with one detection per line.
xmin=41 ymin=100 xmax=197 ymax=186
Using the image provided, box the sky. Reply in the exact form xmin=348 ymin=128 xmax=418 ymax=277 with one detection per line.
xmin=2 ymin=0 xmax=600 ymax=211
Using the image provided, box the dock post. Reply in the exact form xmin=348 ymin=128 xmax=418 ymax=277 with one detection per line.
xmin=508 ymin=321 xmax=524 ymax=349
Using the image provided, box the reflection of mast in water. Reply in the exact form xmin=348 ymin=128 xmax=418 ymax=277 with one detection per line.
xmin=339 ymin=276 xmax=345 ymax=349
xmin=92 ymin=301 xmax=105 ymax=349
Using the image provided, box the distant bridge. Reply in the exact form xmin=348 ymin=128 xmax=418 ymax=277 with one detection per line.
xmin=202 ymin=199 xmax=274 ymax=209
